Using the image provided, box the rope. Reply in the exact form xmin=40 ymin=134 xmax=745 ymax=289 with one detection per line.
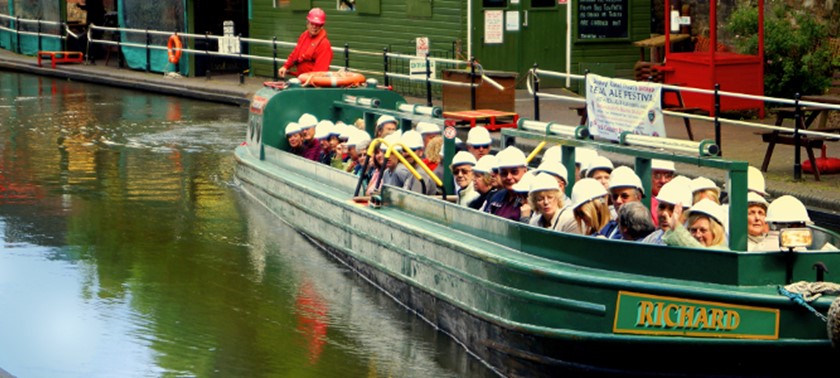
xmin=778 ymin=285 xmax=828 ymax=322
xmin=783 ymin=281 xmax=840 ymax=302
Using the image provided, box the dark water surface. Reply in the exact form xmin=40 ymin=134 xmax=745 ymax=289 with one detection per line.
xmin=0 ymin=72 xmax=495 ymax=378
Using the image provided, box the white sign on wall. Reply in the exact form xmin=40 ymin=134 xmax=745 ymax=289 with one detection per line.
xmin=416 ymin=37 xmax=429 ymax=57
xmin=484 ymin=10 xmax=503 ymax=44
xmin=505 ymin=11 xmax=519 ymax=31
xmin=410 ymin=59 xmax=436 ymax=79
xmin=220 ymin=20 xmax=241 ymax=54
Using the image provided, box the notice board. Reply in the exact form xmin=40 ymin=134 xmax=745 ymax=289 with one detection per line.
xmin=578 ymin=0 xmax=629 ymax=40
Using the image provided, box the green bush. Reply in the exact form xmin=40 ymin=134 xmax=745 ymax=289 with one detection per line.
xmin=726 ymin=2 xmax=833 ymax=98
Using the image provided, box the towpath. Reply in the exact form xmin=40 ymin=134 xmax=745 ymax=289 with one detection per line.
xmin=1 ymin=48 xmax=838 ymax=216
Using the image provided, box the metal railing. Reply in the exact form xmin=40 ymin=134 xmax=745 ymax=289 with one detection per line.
xmin=527 ymin=67 xmax=840 ymax=181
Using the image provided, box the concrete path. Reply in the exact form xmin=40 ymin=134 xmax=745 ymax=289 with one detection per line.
xmin=1 ymin=48 xmax=839 ymax=213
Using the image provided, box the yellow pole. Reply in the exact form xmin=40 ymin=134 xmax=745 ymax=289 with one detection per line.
xmin=526 ymin=141 xmax=547 ymax=164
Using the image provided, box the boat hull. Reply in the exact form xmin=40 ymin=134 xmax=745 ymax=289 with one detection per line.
xmin=234 ymin=145 xmax=838 ymax=377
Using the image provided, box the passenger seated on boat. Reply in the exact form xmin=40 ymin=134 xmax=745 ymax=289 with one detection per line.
xmin=691 ymin=177 xmax=721 ymax=205
xmin=416 ymin=121 xmax=441 ymax=148
xmin=466 ymin=126 xmax=493 ymax=160
xmin=375 ymin=115 xmax=399 ymax=138
xmin=400 ymin=131 xmax=439 ymax=195
xmin=752 ymin=195 xmax=838 ymax=251
xmin=366 ymin=138 xmax=390 ymax=196
xmin=570 ymin=178 xmax=611 ymax=236
xmin=450 ymin=151 xmax=479 ymax=206
xmin=285 ymin=122 xmax=306 ymax=157
xmin=316 ymin=120 xmax=345 ymax=168
xmin=483 ymin=146 xmax=529 ymax=221
xmin=746 ymin=192 xmax=771 ymax=251
xmin=663 ymin=199 xmax=728 ymax=250
xmin=534 ymin=160 xmax=571 ymax=205
xmin=599 ymin=167 xmax=647 ymax=239
xmin=527 ymin=173 xmax=569 ymax=230
xmin=298 ymin=113 xmax=322 ymax=162
xmin=575 ymin=148 xmax=599 ymax=181
xmin=641 ymin=176 xmax=692 ymax=245
xmin=617 ymin=201 xmax=656 ymax=241
xmin=541 ymin=145 xmax=563 ymax=164
xmin=469 ymin=155 xmax=499 ymax=210
xmin=423 ymin=135 xmax=443 ymax=173
xmin=650 ymin=159 xmax=676 ymax=227
xmin=343 ymin=129 xmax=371 ymax=174
xmin=511 ymin=171 xmax=538 ymax=222
xmin=382 ymin=133 xmax=412 ymax=188
xmin=585 ymin=156 xmax=614 ymax=190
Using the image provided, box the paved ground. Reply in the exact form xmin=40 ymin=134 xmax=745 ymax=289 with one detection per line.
xmin=1 ymin=48 xmax=839 ymax=214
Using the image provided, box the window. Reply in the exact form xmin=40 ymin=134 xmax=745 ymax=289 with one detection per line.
xmin=483 ymin=0 xmax=506 ymax=8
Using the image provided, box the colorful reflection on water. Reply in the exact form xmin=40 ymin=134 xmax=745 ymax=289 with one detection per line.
xmin=0 ymin=72 xmax=495 ymax=378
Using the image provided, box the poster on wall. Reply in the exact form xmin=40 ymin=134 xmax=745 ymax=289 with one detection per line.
xmin=505 ymin=11 xmax=519 ymax=31
xmin=484 ymin=10 xmax=503 ymax=44
xmin=585 ymin=74 xmax=666 ymax=141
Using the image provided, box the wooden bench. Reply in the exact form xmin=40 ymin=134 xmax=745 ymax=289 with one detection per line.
xmin=37 ymin=51 xmax=84 ymax=69
xmin=757 ymin=130 xmax=840 ymax=181
xmin=443 ymin=109 xmax=519 ymax=131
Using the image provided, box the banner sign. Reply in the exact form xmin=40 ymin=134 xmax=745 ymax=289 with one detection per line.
xmin=585 ymin=74 xmax=665 ymax=141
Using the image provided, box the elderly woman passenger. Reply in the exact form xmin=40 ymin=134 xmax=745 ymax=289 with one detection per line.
xmin=746 ymin=192 xmax=770 ymax=251
xmin=527 ymin=174 xmax=566 ymax=230
xmin=483 ymin=146 xmax=529 ymax=221
xmin=285 ymin=122 xmax=305 ymax=156
xmin=691 ymin=176 xmax=721 ymax=205
xmin=450 ymin=151 xmax=479 ymax=206
xmin=469 ymin=155 xmax=498 ymax=210
xmin=663 ymin=199 xmax=728 ymax=249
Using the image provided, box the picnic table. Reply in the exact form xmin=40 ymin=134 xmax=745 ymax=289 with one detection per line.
xmin=759 ymin=94 xmax=840 ymax=180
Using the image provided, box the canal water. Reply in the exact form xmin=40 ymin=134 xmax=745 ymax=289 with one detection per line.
xmin=0 ymin=71 xmax=496 ymax=378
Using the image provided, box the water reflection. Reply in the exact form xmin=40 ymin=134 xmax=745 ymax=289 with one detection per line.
xmin=0 ymin=71 xmax=493 ymax=377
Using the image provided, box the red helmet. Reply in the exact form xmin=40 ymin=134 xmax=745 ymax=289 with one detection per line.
xmin=307 ymin=8 xmax=326 ymax=25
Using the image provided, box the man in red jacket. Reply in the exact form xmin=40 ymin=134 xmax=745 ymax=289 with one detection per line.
xmin=278 ymin=8 xmax=334 ymax=78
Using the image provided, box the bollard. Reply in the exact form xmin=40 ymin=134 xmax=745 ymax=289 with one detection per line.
xmin=714 ymin=84 xmax=722 ymax=156
xmin=794 ymin=93 xmax=802 ymax=180
xmin=272 ymin=36 xmax=278 ymax=81
xmin=532 ymin=63 xmax=540 ymax=121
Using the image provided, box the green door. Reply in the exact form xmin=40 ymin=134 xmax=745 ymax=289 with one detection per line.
xmin=471 ymin=0 xmax=568 ymax=87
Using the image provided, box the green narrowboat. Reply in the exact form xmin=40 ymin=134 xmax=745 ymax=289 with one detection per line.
xmin=234 ymin=77 xmax=840 ymax=377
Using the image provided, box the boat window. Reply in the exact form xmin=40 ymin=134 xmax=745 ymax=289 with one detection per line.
xmin=531 ymin=0 xmax=555 ymax=7
xmin=483 ymin=0 xmax=507 ymax=8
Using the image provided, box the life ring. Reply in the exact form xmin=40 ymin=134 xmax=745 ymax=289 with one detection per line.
xmin=829 ymin=296 xmax=840 ymax=348
xmin=167 ymin=34 xmax=182 ymax=64
xmin=298 ymin=71 xmax=366 ymax=88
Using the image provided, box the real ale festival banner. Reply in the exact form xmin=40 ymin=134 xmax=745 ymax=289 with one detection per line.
xmin=585 ymin=74 xmax=665 ymax=141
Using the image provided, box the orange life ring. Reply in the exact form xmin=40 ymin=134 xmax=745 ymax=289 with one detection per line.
xmin=298 ymin=71 xmax=366 ymax=88
xmin=167 ymin=34 xmax=182 ymax=64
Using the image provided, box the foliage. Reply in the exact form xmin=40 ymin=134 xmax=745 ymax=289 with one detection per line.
xmin=726 ymin=2 xmax=833 ymax=97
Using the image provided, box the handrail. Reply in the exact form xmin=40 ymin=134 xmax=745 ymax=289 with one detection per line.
xmin=389 ymin=143 xmax=443 ymax=187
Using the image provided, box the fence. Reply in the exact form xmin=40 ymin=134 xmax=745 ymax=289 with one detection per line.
xmin=527 ymin=68 xmax=840 ymax=181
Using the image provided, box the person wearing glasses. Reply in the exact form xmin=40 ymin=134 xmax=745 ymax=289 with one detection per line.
xmin=465 ymin=126 xmax=493 ymax=160
xmin=663 ymin=199 xmax=728 ymax=249
xmin=598 ymin=166 xmax=647 ymax=239
xmin=278 ymin=8 xmax=334 ymax=78
xmin=527 ymin=174 xmax=567 ymax=230
xmin=649 ymin=159 xmax=675 ymax=227
xmin=468 ymin=155 xmax=499 ymax=210
xmin=450 ymin=151 xmax=479 ymax=206
xmin=482 ymin=146 xmax=529 ymax=221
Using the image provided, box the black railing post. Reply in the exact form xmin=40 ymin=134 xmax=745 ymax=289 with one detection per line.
xmin=145 ymin=29 xmax=151 ymax=72
xmin=36 ymin=19 xmax=42 ymax=52
xmin=344 ymin=43 xmax=349 ymax=70
xmin=470 ymin=57 xmax=477 ymax=110
xmin=205 ymin=32 xmax=212 ymax=79
xmin=451 ymin=40 xmax=456 ymax=60
xmin=425 ymin=53 xmax=432 ymax=106
xmin=272 ymin=36 xmax=278 ymax=81
xmin=714 ymin=83 xmax=722 ymax=156
xmin=794 ymin=93 xmax=802 ymax=181
xmin=533 ymin=63 xmax=540 ymax=121
xmin=383 ymin=47 xmax=390 ymax=87
xmin=61 ymin=22 xmax=67 ymax=51
xmin=15 ymin=16 xmax=21 ymax=54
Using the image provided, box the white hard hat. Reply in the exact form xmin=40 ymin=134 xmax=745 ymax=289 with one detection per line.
xmin=512 ymin=171 xmax=537 ymax=193
xmin=376 ymin=115 xmax=398 ymax=128
xmin=338 ymin=123 xmax=356 ymax=140
xmin=298 ymin=113 xmax=318 ymax=129
xmin=542 ymin=145 xmax=563 ymax=164
xmin=766 ymin=195 xmax=811 ymax=223
xmin=285 ymin=122 xmax=302 ymax=136
xmin=608 ymin=166 xmax=644 ymax=195
xmin=585 ymin=156 xmax=614 ymax=176
xmin=381 ymin=133 xmax=403 ymax=152
xmin=495 ymin=146 xmax=527 ymax=169
xmin=466 ymin=126 xmax=492 ymax=146
xmin=346 ymin=129 xmax=370 ymax=148
xmin=656 ymin=176 xmax=693 ymax=207
xmin=575 ymin=147 xmax=599 ymax=167
xmin=529 ymin=173 xmax=561 ymax=193
xmin=536 ymin=160 xmax=569 ymax=184
xmin=748 ymin=166 xmax=768 ymax=197
xmin=450 ymin=151 xmax=477 ymax=168
xmin=474 ymin=155 xmax=498 ymax=174
xmin=686 ymin=198 xmax=726 ymax=226
xmin=314 ymin=120 xmax=332 ymax=139
xmin=401 ymin=130 xmax=424 ymax=151
xmin=571 ymin=178 xmax=608 ymax=210
xmin=747 ymin=192 xmax=768 ymax=207
xmin=416 ymin=121 xmax=441 ymax=135
xmin=690 ymin=176 xmax=720 ymax=195
xmin=652 ymin=159 xmax=676 ymax=172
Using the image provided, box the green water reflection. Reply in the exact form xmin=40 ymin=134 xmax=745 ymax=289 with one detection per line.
xmin=0 ymin=72 xmax=493 ymax=377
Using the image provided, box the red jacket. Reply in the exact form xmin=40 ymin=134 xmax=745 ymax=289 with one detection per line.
xmin=283 ymin=30 xmax=333 ymax=75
